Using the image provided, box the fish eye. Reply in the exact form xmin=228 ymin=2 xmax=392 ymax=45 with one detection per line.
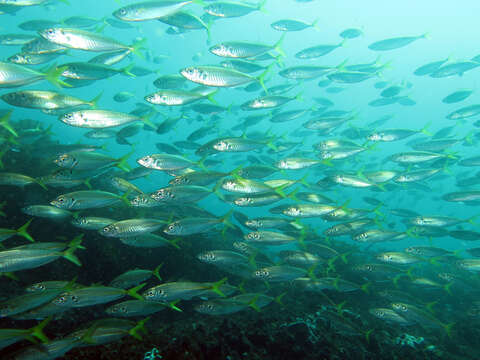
xmin=146 ymin=291 xmax=154 ymax=297
xmin=47 ymin=29 xmax=55 ymax=35
xmin=57 ymin=196 xmax=65 ymax=203
xmin=119 ymin=8 xmax=127 ymax=15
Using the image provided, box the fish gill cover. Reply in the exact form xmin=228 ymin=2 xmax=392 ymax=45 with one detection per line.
xmin=0 ymin=0 xmax=479 ymax=359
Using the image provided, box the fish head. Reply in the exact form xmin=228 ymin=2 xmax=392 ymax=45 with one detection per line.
xmin=276 ymin=159 xmax=288 ymax=169
xmin=7 ymin=54 xmax=29 ymax=64
xmin=53 ymin=292 xmax=79 ymax=307
xmin=1 ymin=92 xmax=19 ymax=104
xmin=209 ymin=44 xmax=232 ymax=57
xmin=39 ymin=28 xmax=69 ymax=44
xmin=51 ymin=194 xmax=75 ymax=209
xmin=232 ymin=241 xmax=249 ymax=254
xmin=221 ymin=179 xmax=238 ymax=192
xmin=151 ymin=188 xmax=171 ymax=201
xmin=137 ymin=155 xmax=155 ymax=168
xmin=112 ymin=6 xmax=136 ymax=21
xmin=324 ymin=226 xmax=340 ymax=236
xmin=145 ymin=92 xmax=168 ymax=105
xmin=130 ymin=194 xmax=152 ymax=207
xmin=99 ymin=224 xmax=119 ymax=237
xmin=437 ymin=272 xmax=454 ymax=282
xmin=377 ymin=253 xmax=394 ymax=262
xmin=0 ymin=303 xmax=13 ymax=318
xmin=25 ymin=282 xmax=47 ymax=292
xmin=163 ymin=222 xmax=179 ymax=235
xmin=253 ymin=268 xmax=270 ymax=280
xmin=213 ymin=140 xmax=231 ymax=152
xmin=197 ymin=251 xmax=216 ymax=263
xmin=245 ymin=231 xmax=260 ymax=242
xmin=71 ymin=217 xmax=88 ymax=227
xmin=351 ymin=263 xmax=374 ymax=273
xmin=54 ymin=153 xmax=76 ymax=169
xmin=391 ymin=302 xmax=408 ymax=314
xmin=143 ymin=287 xmax=165 ymax=301
xmin=106 ymin=303 xmax=128 ymax=315
xmin=404 ymin=246 xmax=420 ymax=255
xmin=195 ymin=302 xmax=216 ymax=314
xmin=245 ymin=219 xmax=260 ymax=229
xmin=169 ymin=176 xmax=187 ymax=186
xmin=284 ymin=206 xmax=302 ymax=217
xmin=319 ymin=151 xmax=332 ymax=160
xmin=181 ymin=67 xmax=203 ymax=82
xmin=60 ymin=111 xmax=85 ymax=126
xmin=367 ymin=133 xmax=381 ymax=141
xmin=369 ymin=308 xmax=386 ymax=319
xmin=353 ymin=231 xmax=369 ymax=242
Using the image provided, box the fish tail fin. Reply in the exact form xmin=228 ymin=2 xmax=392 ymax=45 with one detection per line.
xmin=420 ymin=120 xmax=433 ymax=136
xmin=335 ymin=300 xmax=347 ymax=315
xmin=287 ymin=188 xmax=300 ymax=202
xmin=167 ymin=237 xmax=181 ymax=249
xmin=311 ymin=18 xmax=320 ymax=31
xmin=320 ymin=158 xmax=333 ymax=167
xmin=274 ymin=292 xmax=286 ymax=305
xmin=364 ymin=329 xmax=374 ymax=343
xmin=221 ymin=209 xmax=235 ymax=230
xmin=248 ymin=295 xmax=261 ymax=312
xmin=164 ymin=299 xmax=182 ymax=312
xmin=152 ymin=263 xmax=163 ymax=281
xmin=129 ymin=317 xmax=150 ymax=340
xmin=34 ymin=178 xmax=48 ymax=191
xmin=17 ymin=219 xmax=34 ymax=242
xmin=340 ymin=252 xmax=350 ymax=264
xmin=89 ymin=91 xmax=103 ymax=109
xmin=130 ymin=38 xmax=147 ymax=59
xmin=273 ymin=184 xmax=287 ymax=198
xmin=248 ymin=253 xmax=257 ymax=268
xmin=140 ymin=110 xmax=157 ymax=130
xmin=307 ymin=264 xmax=317 ymax=280
xmin=44 ymin=64 xmax=71 ymax=88
xmin=360 ymin=282 xmax=371 ymax=294
xmin=443 ymin=322 xmax=455 ymax=338
xmin=0 ymin=110 xmax=17 ymax=137
xmin=340 ymin=39 xmax=348 ymax=47
xmin=258 ymin=0 xmax=267 ymax=13
xmin=443 ymin=282 xmax=453 ymax=295
xmin=273 ymin=33 xmax=287 ymax=58
xmin=206 ymin=89 xmax=219 ymax=104
xmin=326 ymin=257 xmax=337 ymax=275
xmin=297 ymin=173 xmax=310 ymax=188
xmin=257 ymin=65 xmax=272 ymax=94
xmin=1 ymin=272 xmax=19 ymax=281
xmin=83 ymin=178 xmax=92 ymax=189
xmin=335 ymin=58 xmax=348 ymax=70
xmin=210 ymin=277 xmax=227 ymax=297
xmin=30 ymin=316 xmax=51 ymax=343
xmin=116 ymin=147 xmax=135 ymax=172
xmin=192 ymin=0 xmax=206 ymax=5
xmin=63 ymin=234 xmax=84 ymax=266
xmin=422 ymin=32 xmax=431 ymax=39
xmin=212 ymin=181 xmax=225 ymax=201
xmin=127 ymin=283 xmax=147 ymax=300
xmin=121 ymin=63 xmax=136 ymax=78
xmin=195 ymin=155 xmax=208 ymax=171
xmin=238 ymin=280 xmax=247 ymax=293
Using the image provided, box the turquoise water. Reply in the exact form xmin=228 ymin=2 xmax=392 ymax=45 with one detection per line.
xmin=0 ymin=1 xmax=480 ymax=359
